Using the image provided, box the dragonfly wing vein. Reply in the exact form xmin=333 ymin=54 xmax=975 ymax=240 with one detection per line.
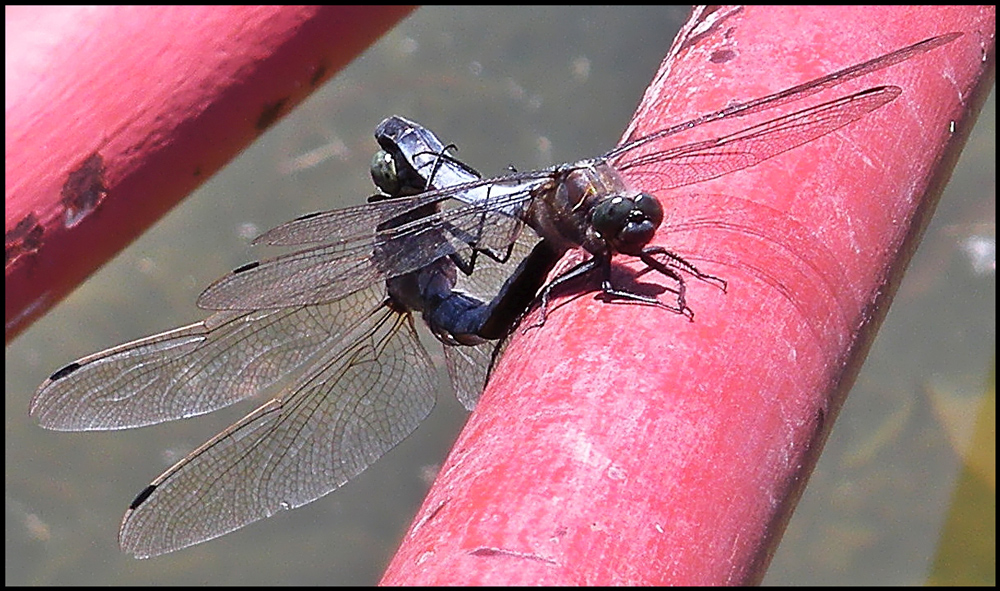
xmin=119 ymin=290 xmax=437 ymax=558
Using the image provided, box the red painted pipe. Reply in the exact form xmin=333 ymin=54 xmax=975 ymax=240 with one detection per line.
xmin=5 ymin=5 xmax=414 ymax=341
xmin=381 ymin=6 xmax=993 ymax=586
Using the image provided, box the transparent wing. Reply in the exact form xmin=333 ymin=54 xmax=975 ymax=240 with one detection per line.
xmin=443 ymin=343 xmax=496 ymax=412
xmin=31 ymin=284 xmax=404 ymax=431
xmin=118 ymin=286 xmax=438 ymax=558
xmin=614 ymin=32 xmax=960 ymax=157
xmin=197 ymin=174 xmax=549 ymax=312
xmin=440 ymin=322 xmax=516 ymax=412
xmin=612 ymin=85 xmax=901 ymax=189
xmin=246 ymin=184 xmax=477 ymax=248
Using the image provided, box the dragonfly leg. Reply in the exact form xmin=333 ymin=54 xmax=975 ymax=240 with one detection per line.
xmin=444 ymin=184 xmax=523 ymax=275
xmin=641 ymin=246 xmax=728 ymax=292
xmin=447 ymin=238 xmax=518 ymax=276
xmin=523 ymin=254 xmax=602 ymax=330
xmin=578 ymin=247 xmax=697 ymax=320
xmin=524 ymin=245 xmax=716 ymax=330
xmin=415 ymin=143 xmax=486 ymax=182
xmin=599 ymin=253 xmax=695 ymax=322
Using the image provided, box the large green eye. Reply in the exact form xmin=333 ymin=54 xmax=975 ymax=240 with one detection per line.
xmin=370 ymin=150 xmax=400 ymax=196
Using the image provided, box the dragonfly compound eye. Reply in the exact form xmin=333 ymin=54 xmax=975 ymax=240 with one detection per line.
xmin=591 ymin=196 xmax=632 ymax=237
xmin=592 ymin=194 xmax=662 ymax=255
xmin=370 ymin=150 xmax=400 ymax=196
xmin=633 ymin=192 xmax=663 ymax=228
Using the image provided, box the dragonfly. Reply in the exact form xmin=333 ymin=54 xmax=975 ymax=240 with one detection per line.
xmin=194 ymin=32 xmax=960 ymax=322
xmin=30 ymin=119 xmax=538 ymax=558
xmin=30 ymin=32 xmax=959 ymax=558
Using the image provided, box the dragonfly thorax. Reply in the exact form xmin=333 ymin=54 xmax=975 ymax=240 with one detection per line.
xmin=526 ymin=159 xmax=633 ymax=256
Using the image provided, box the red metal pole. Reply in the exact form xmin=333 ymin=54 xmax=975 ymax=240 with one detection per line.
xmin=5 ymin=5 xmax=414 ymax=342
xmin=381 ymin=5 xmax=993 ymax=585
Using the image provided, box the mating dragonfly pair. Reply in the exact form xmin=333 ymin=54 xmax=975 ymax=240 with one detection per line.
xmin=30 ymin=33 xmax=959 ymax=558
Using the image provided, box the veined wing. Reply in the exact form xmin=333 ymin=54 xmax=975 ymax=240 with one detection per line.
xmin=612 ymin=85 xmax=901 ymax=189
xmin=613 ymin=33 xmax=960 ymax=157
xmin=443 ymin=339 xmax=499 ymax=412
xmin=30 ymin=284 xmax=394 ymax=431
xmin=197 ymin=172 xmax=551 ymax=312
xmin=246 ymin=174 xmax=514 ymax=247
xmin=117 ymin=284 xmax=438 ymax=558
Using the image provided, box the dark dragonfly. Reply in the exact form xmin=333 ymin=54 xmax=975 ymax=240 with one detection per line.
xmin=371 ymin=115 xmax=557 ymax=347
xmin=30 ymin=32 xmax=959 ymax=558
xmin=194 ymin=33 xmax=959 ymax=322
xmin=30 ymin=120 xmax=536 ymax=558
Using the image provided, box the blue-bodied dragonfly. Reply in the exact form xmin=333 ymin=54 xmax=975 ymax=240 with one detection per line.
xmin=31 ymin=119 xmax=537 ymax=558
xmin=31 ymin=32 xmax=959 ymax=558
xmin=195 ymin=33 xmax=959 ymax=323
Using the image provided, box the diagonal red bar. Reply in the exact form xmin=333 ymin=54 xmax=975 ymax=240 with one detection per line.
xmin=381 ymin=5 xmax=993 ymax=585
xmin=5 ymin=5 xmax=414 ymax=342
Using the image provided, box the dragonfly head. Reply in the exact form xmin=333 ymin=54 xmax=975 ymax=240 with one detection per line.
xmin=591 ymin=192 xmax=663 ymax=256
xmin=371 ymin=149 xmax=403 ymax=196
xmin=369 ymin=150 xmax=405 ymax=195
xmin=371 ymin=149 xmax=430 ymax=197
